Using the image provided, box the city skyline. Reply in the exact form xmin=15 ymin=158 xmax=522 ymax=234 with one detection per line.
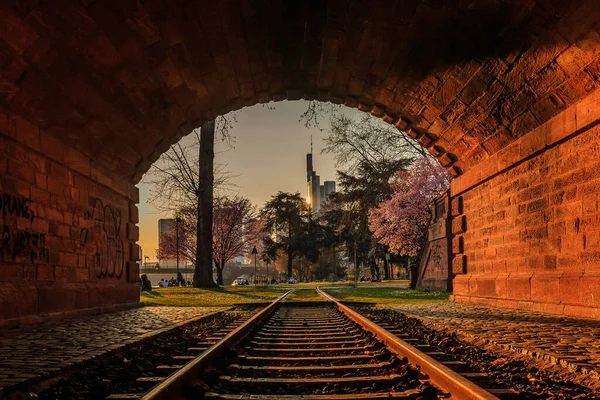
xmin=138 ymin=101 xmax=356 ymax=261
xmin=306 ymin=144 xmax=336 ymax=213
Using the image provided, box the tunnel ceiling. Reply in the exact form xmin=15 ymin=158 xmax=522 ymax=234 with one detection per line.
xmin=1 ymin=0 xmax=599 ymax=182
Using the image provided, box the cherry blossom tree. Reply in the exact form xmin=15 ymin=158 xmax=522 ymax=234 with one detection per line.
xmin=368 ymin=157 xmax=451 ymax=256
xmin=157 ymin=196 xmax=264 ymax=285
xmin=212 ymin=197 xmax=264 ymax=285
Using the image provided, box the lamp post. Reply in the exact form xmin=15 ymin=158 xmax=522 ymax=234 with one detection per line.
xmin=144 ymin=255 xmax=149 ymax=275
xmin=385 ymin=252 xmax=390 ymax=281
xmin=266 ymin=261 xmax=269 ymax=285
xmin=354 ymin=240 xmax=358 ymax=288
xmin=252 ymin=245 xmax=258 ymax=289
xmin=176 ymin=216 xmax=181 ymax=286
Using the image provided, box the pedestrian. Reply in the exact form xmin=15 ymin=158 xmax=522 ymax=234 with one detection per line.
xmin=140 ymin=274 xmax=152 ymax=291
xmin=177 ymin=271 xmax=185 ymax=286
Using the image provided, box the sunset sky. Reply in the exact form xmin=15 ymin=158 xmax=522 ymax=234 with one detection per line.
xmin=137 ymin=101 xmax=362 ymax=261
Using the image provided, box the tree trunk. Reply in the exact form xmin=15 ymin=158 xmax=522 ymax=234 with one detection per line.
xmin=214 ymin=259 xmax=222 ymax=285
xmin=194 ymin=120 xmax=217 ymax=288
xmin=383 ymin=258 xmax=390 ymax=280
xmin=369 ymin=258 xmax=378 ymax=279
xmin=287 ymin=223 xmax=293 ymax=277
xmin=287 ymin=249 xmax=293 ymax=278
xmin=216 ymin=259 xmax=226 ymax=286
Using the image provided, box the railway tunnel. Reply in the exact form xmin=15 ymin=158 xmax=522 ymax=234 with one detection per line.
xmin=1 ymin=0 xmax=600 ymax=322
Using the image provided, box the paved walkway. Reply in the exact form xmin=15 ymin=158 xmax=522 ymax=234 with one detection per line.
xmin=0 ymin=306 xmax=225 ymax=391
xmin=387 ymin=302 xmax=600 ymax=377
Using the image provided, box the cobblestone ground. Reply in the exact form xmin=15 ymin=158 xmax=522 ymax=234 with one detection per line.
xmin=0 ymin=306 xmax=225 ymax=391
xmin=387 ymin=302 xmax=600 ymax=378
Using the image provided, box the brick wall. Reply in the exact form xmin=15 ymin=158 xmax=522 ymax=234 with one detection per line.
xmin=417 ymin=192 xmax=453 ymax=291
xmin=0 ymin=107 xmax=140 ymax=324
xmin=451 ymin=89 xmax=600 ymax=318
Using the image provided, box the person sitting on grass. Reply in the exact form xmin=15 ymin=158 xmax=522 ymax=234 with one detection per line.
xmin=140 ymin=274 xmax=152 ymax=291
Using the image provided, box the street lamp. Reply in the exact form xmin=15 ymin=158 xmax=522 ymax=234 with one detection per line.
xmin=354 ymin=240 xmax=358 ymax=288
xmin=176 ymin=216 xmax=181 ymax=286
xmin=144 ymin=255 xmax=149 ymax=274
xmin=385 ymin=252 xmax=390 ymax=280
xmin=252 ymin=245 xmax=258 ymax=289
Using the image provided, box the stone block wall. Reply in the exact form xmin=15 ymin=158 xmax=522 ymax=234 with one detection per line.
xmin=417 ymin=192 xmax=453 ymax=291
xmin=451 ymin=89 xmax=600 ymax=318
xmin=0 ymin=107 xmax=140 ymax=324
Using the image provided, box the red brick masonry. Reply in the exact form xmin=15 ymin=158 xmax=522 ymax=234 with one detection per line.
xmin=451 ymin=90 xmax=600 ymax=319
xmin=0 ymin=106 xmax=140 ymax=321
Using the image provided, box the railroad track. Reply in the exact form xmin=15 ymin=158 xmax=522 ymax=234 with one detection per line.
xmin=107 ymin=290 xmax=507 ymax=400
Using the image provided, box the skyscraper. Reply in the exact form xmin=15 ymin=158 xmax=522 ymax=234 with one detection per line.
xmin=306 ymin=141 xmax=335 ymax=212
xmin=158 ymin=218 xmax=176 ymax=267
xmin=158 ymin=219 xmax=175 ymax=247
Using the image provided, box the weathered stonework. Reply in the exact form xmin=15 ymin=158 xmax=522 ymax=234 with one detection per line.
xmin=0 ymin=1 xmax=599 ymax=182
xmin=417 ymin=192 xmax=453 ymax=291
xmin=451 ymin=89 xmax=600 ymax=319
xmin=0 ymin=0 xmax=600 ymax=320
xmin=0 ymin=106 xmax=140 ymax=323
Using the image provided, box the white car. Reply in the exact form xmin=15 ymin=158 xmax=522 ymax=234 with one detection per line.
xmin=232 ymin=277 xmax=249 ymax=286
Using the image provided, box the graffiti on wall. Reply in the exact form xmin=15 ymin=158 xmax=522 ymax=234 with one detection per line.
xmin=423 ymin=240 xmax=447 ymax=280
xmin=1 ymin=193 xmax=48 ymax=263
xmin=80 ymin=198 xmax=125 ymax=279
xmin=2 ymin=226 xmax=48 ymax=263
xmin=0 ymin=193 xmax=35 ymax=221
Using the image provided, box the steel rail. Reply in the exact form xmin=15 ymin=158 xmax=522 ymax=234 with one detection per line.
xmin=141 ymin=290 xmax=293 ymax=400
xmin=317 ymin=288 xmax=499 ymax=400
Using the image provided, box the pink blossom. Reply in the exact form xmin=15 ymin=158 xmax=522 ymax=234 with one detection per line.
xmin=368 ymin=157 xmax=450 ymax=256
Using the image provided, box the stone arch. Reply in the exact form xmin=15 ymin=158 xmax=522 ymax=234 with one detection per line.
xmin=2 ymin=0 xmax=600 ymax=321
xmin=133 ymin=95 xmax=462 ymax=183
xmin=1 ymin=0 xmax=598 ymax=185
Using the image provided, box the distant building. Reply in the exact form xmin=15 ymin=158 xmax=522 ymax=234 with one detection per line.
xmin=306 ymin=145 xmax=335 ymax=212
xmin=158 ymin=218 xmax=176 ymax=268
xmin=158 ymin=219 xmax=175 ymax=247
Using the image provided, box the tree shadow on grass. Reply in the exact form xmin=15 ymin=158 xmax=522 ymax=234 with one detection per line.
xmin=326 ymin=288 xmax=450 ymax=301
xmin=140 ymin=290 xmax=163 ymax=298
xmin=218 ymin=287 xmax=285 ymax=301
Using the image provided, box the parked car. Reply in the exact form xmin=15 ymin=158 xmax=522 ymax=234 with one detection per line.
xmin=232 ymin=277 xmax=249 ymax=286
xmin=287 ymin=278 xmax=297 ymax=284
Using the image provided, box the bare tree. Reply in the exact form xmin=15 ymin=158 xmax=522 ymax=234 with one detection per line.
xmin=145 ymin=115 xmax=236 ymax=288
xmin=298 ymin=100 xmax=340 ymax=131
xmin=323 ymin=113 xmax=427 ymax=174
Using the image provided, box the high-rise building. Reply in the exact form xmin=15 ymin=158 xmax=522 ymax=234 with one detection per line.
xmin=158 ymin=219 xmax=175 ymax=247
xmin=324 ymin=181 xmax=336 ymax=198
xmin=306 ymin=142 xmax=335 ymax=212
xmin=158 ymin=219 xmax=176 ymax=267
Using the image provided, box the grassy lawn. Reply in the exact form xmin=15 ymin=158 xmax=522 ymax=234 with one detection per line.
xmin=140 ymin=286 xmax=288 ymax=307
xmin=284 ymin=289 xmax=326 ymax=302
xmin=139 ymin=282 xmax=440 ymax=307
xmin=321 ymin=286 xmax=450 ymax=305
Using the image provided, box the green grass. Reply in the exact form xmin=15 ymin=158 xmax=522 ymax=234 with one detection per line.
xmin=321 ymin=286 xmax=450 ymax=305
xmin=139 ymin=282 xmax=438 ymax=307
xmin=284 ymin=289 xmax=326 ymax=302
xmin=140 ymin=286 xmax=288 ymax=307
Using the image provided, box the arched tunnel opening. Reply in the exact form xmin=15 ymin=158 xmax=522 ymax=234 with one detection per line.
xmin=136 ymin=100 xmax=449 ymax=292
xmin=1 ymin=0 xmax=600 ymax=323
